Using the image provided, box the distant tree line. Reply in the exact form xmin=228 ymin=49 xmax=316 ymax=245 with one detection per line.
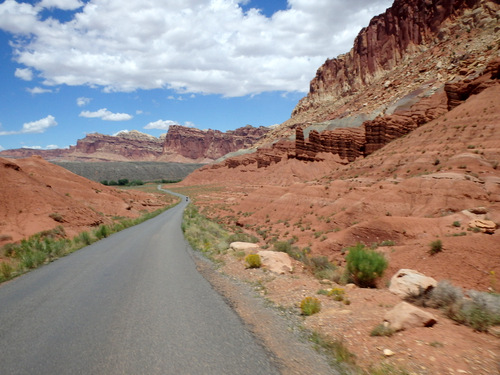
xmin=100 ymin=179 xmax=144 ymax=186
xmin=100 ymin=178 xmax=182 ymax=186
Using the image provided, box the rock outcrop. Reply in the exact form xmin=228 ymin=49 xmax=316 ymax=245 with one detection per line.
xmin=389 ymin=269 xmax=438 ymax=299
xmin=74 ymin=131 xmax=164 ymax=160
xmin=384 ymin=302 xmax=438 ymax=331
xmin=162 ymin=125 xmax=269 ymax=162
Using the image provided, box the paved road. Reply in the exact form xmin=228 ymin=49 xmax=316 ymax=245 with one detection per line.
xmin=0 ymin=192 xmax=279 ymax=374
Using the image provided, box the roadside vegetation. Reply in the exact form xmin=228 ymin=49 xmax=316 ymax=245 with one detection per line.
xmin=181 ymin=204 xmax=257 ymax=262
xmin=0 ymin=191 xmax=179 ymax=284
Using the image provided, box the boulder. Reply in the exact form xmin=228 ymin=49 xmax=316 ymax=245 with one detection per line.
xmin=468 ymin=219 xmax=496 ymax=234
xmin=389 ymin=269 xmax=437 ymax=299
xmin=229 ymin=242 xmax=260 ymax=252
xmin=257 ymin=250 xmax=293 ymax=274
xmin=384 ymin=302 xmax=437 ymax=331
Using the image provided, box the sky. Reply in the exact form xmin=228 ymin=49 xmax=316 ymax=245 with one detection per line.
xmin=0 ymin=0 xmax=393 ymax=151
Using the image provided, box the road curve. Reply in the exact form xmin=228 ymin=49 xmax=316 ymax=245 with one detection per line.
xmin=0 ymin=192 xmax=279 ymax=374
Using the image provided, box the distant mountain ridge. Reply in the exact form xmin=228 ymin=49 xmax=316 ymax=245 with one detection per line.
xmin=0 ymin=125 xmax=270 ymax=163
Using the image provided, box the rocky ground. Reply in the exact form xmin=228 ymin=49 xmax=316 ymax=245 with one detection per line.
xmin=170 ymin=83 xmax=500 ymax=374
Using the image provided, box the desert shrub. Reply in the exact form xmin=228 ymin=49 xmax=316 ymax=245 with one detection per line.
xmin=328 ymin=287 xmax=345 ymax=301
xmin=227 ymin=232 xmax=259 ymax=244
xmin=458 ymin=290 xmax=500 ymax=331
xmin=0 ymin=262 xmax=13 ymax=280
xmin=345 ymin=243 xmax=388 ymax=288
xmin=370 ymin=323 xmax=395 ymax=337
xmin=413 ymin=281 xmax=500 ymax=332
xmin=2 ymin=243 xmax=17 ymax=257
xmin=452 ymin=221 xmax=461 ymax=227
xmin=76 ymin=231 xmax=92 ymax=246
xmin=310 ymin=256 xmax=336 ymax=280
xmin=245 ymin=254 xmax=261 ymax=268
xmin=300 ymin=296 xmax=321 ymax=316
xmin=309 ymin=332 xmax=357 ymax=369
xmin=273 ymin=240 xmax=292 ymax=253
xmin=429 ymin=239 xmax=443 ymax=254
xmin=94 ymin=225 xmax=110 ymax=240
xmin=427 ymin=280 xmax=463 ymax=309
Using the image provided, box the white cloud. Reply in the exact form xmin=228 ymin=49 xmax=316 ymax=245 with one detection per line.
xmin=15 ymin=67 xmax=33 ymax=81
xmin=22 ymin=145 xmax=42 ymax=149
xmin=79 ymin=108 xmax=133 ymax=121
xmin=45 ymin=144 xmax=59 ymax=149
xmin=0 ymin=145 xmax=4 ymax=151
xmin=0 ymin=0 xmax=392 ymax=96
xmin=22 ymin=115 xmax=57 ymax=133
xmin=76 ymin=96 xmax=91 ymax=107
xmin=27 ymin=86 xmax=53 ymax=94
xmin=144 ymin=120 xmax=179 ymax=130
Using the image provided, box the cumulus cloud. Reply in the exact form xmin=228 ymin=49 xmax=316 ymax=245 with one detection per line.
xmin=22 ymin=115 xmax=57 ymax=133
xmin=79 ymin=108 xmax=133 ymax=121
xmin=0 ymin=0 xmax=392 ymax=96
xmin=144 ymin=120 xmax=179 ymax=130
xmin=27 ymin=86 xmax=53 ymax=94
xmin=76 ymin=96 xmax=91 ymax=107
xmin=0 ymin=145 xmax=4 ymax=151
xmin=0 ymin=115 xmax=57 ymax=135
xmin=15 ymin=67 xmax=33 ymax=81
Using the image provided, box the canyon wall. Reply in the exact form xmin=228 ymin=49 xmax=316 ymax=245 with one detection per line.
xmin=288 ymin=0 xmax=499 ymax=126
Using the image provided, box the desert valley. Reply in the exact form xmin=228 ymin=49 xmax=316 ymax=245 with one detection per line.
xmin=1 ymin=0 xmax=500 ymax=374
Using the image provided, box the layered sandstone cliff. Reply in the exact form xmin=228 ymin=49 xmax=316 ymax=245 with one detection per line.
xmin=279 ymin=0 xmax=500 ymax=132
xmin=161 ymin=125 xmax=269 ymax=162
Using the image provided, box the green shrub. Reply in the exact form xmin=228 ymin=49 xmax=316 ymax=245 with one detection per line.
xmin=273 ymin=240 xmax=292 ymax=253
xmin=300 ymin=296 xmax=321 ymax=316
xmin=370 ymin=323 xmax=395 ymax=337
xmin=328 ymin=287 xmax=345 ymax=301
xmin=77 ymin=231 xmax=92 ymax=246
xmin=227 ymin=232 xmax=259 ymax=244
xmin=94 ymin=225 xmax=110 ymax=240
xmin=345 ymin=243 xmax=388 ymax=288
xmin=429 ymin=239 xmax=443 ymax=255
xmin=310 ymin=256 xmax=336 ymax=280
xmin=452 ymin=221 xmax=461 ymax=227
xmin=0 ymin=262 xmax=13 ymax=280
xmin=245 ymin=254 xmax=261 ymax=268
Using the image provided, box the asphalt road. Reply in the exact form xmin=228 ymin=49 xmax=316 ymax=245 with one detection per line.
xmin=0 ymin=192 xmax=280 ymax=374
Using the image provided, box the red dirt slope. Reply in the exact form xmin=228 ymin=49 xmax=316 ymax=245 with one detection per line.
xmin=0 ymin=156 xmax=169 ymax=244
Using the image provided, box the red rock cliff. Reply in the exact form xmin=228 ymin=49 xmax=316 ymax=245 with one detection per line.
xmin=290 ymin=0 xmax=499 ymax=124
xmin=162 ymin=125 xmax=269 ymax=162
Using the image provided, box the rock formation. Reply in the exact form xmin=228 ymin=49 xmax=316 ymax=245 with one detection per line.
xmin=290 ymin=0 xmax=500 ymax=124
xmin=162 ymin=125 xmax=269 ymax=162
xmin=0 ymin=125 xmax=269 ymax=163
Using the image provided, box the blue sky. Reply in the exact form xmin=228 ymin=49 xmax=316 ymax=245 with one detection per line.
xmin=0 ymin=0 xmax=392 ymax=151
